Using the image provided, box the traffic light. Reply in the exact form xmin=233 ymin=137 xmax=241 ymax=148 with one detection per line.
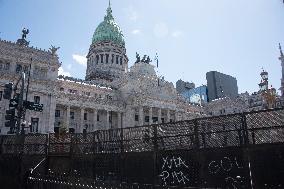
xmin=3 ymin=83 xmax=13 ymax=99
xmin=9 ymin=98 xmax=19 ymax=108
xmin=4 ymin=108 xmax=16 ymax=129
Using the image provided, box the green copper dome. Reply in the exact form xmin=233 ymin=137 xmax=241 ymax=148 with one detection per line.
xmin=92 ymin=4 xmax=125 ymax=46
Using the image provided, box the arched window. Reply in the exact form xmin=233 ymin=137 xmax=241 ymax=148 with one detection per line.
xmin=96 ymin=55 xmax=99 ymax=64
xmin=111 ymin=54 xmax=114 ymax=63
xmin=116 ymin=55 xmax=119 ymax=64
xmin=120 ymin=57 xmax=123 ymax=65
xmin=100 ymin=54 xmax=104 ymax=63
xmin=106 ymin=54 xmax=109 ymax=64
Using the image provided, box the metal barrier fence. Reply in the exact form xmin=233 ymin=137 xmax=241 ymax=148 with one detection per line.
xmin=1 ymin=108 xmax=284 ymax=189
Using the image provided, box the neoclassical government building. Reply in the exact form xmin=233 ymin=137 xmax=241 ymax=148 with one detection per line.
xmin=0 ymin=3 xmax=203 ymax=134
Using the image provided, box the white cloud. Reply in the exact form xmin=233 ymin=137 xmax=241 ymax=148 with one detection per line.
xmin=132 ymin=29 xmax=141 ymax=35
xmin=172 ymin=30 xmax=183 ymax=38
xmin=58 ymin=67 xmax=71 ymax=76
xmin=72 ymin=54 xmax=87 ymax=66
xmin=124 ymin=6 xmax=138 ymax=21
xmin=154 ymin=22 xmax=169 ymax=38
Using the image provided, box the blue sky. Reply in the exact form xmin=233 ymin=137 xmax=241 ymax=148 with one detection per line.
xmin=0 ymin=0 xmax=283 ymax=94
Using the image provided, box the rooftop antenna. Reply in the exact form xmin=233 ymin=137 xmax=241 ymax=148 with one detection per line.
xmin=154 ymin=52 xmax=161 ymax=86
xmin=279 ymin=43 xmax=283 ymax=57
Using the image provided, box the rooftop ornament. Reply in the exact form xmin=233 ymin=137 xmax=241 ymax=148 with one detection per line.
xmin=135 ymin=53 xmax=152 ymax=64
xmin=49 ymin=45 xmax=60 ymax=56
xmin=16 ymin=28 xmax=30 ymax=46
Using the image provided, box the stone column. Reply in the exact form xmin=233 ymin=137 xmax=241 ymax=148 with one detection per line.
xmin=117 ymin=112 xmax=122 ymax=128
xmin=158 ymin=108 xmax=162 ymax=124
xmin=66 ymin=105 xmax=70 ymax=131
xmin=175 ymin=111 xmax=179 ymax=122
xmin=93 ymin=109 xmax=97 ymax=131
xmin=103 ymin=54 xmax=106 ymax=63
xmin=138 ymin=107 xmax=144 ymax=126
xmin=80 ymin=108 xmax=84 ymax=133
xmin=166 ymin=109 xmax=170 ymax=123
xmin=149 ymin=107 xmax=153 ymax=125
xmin=106 ymin=110 xmax=110 ymax=129
xmin=47 ymin=94 xmax=56 ymax=133
xmin=183 ymin=112 xmax=187 ymax=121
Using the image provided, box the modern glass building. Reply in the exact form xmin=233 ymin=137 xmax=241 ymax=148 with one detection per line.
xmin=181 ymin=85 xmax=208 ymax=105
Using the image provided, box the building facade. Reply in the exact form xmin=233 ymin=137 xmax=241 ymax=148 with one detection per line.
xmin=176 ymin=79 xmax=195 ymax=94
xmin=206 ymin=71 xmax=238 ymax=102
xmin=180 ymin=85 xmax=208 ymax=105
xmin=0 ymin=3 xmax=202 ymax=134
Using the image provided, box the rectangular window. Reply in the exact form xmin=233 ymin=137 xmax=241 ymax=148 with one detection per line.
xmin=145 ymin=116 xmax=149 ymax=122
xmin=23 ymin=65 xmax=29 ymax=73
xmin=69 ymin=128 xmax=75 ymax=134
xmin=84 ymin=113 xmax=87 ymax=120
xmin=152 ymin=117 xmax=158 ymax=123
xmin=97 ymin=114 xmax=100 ymax=121
xmin=30 ymin=118 xmax=39 ymax=133
xmin=16 ymin=64 xmax=22 ymax=73
xmin=5 ymin=63 xmax=10 ymax=70
xmin=0 ymin=91 xmax=2 ymax=101
xmin=135 ymin=115 xmax=139 ymax=121
xmin=34 ymin=96 xmax=40 ymax=104
xmin=55 ymin=110 xmax=60 ymax=117
xmin=70 ymin=112 xmax=75 ymax=119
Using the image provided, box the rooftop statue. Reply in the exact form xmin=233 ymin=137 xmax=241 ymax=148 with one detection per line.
xmin=146 ymin=56 xmax=152 ymax=64
xmin=49 ymin=45 xmax=60 ymax=56
xmin=141 ymin=55 xmax=147 ymax=63
xmin=135 ymin=52 xmax=140 ymax=63
xmin=16 ymin=28 xmax=30 ymax=46
xmin=139 ymin=55 xmax=152 ymax=64
xmin=22 ymin=28 xmax=29 ymax=39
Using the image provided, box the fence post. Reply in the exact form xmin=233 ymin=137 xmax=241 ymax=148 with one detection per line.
xmin=241 ymin=113 xmax=249 ymax=146
xmin=45 ymin=134 xmax=49 ymax=175
xmin=120 ymin=127 xmax=124 ymax=182
xmin=152 ymin=124 xmax=158 ymax=186
xmin=194 ymin=119 xmax=200 ymax=149
xmin=0 ymin=135 xmax=3 ymax=155
xmin=242 ymin=113 xmax=254 ymax=189
xmin=92 ymin=131 xmax=97 ymax=182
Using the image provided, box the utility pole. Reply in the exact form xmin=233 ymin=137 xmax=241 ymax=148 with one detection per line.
xmin=16 ymin=72 xmax=26 ymax=135
xmin=3 ymin=70 xmax=43 ymax=134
